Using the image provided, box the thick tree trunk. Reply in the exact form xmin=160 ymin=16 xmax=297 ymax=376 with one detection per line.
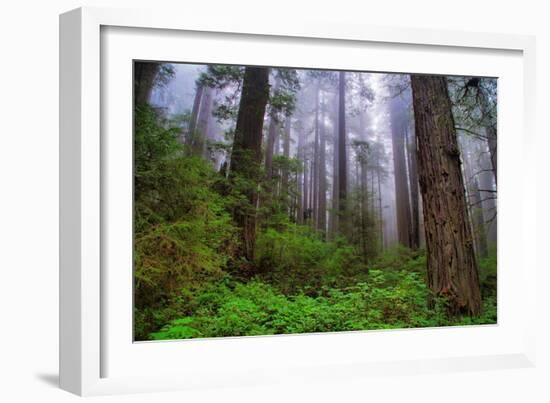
xmin=337 ymin=72 xmax=348 ymax=235
xmin=134 ymin=62 xmax=160 ymax=106
xmin=411 ymin=75 xmax=482 ymax=316
xmin=229 ymin=67 xmax=270 ymax=262
xmin=389 ymin=96 xmax=413 ymax=248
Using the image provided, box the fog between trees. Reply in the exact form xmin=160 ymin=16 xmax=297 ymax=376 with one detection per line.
xmin=133 ymin=62 xmax=497 ymax=340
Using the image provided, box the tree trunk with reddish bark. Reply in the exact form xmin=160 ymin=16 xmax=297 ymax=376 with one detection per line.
xmin=229 ymin=67 xmax=270 ymax=262
xmin=411 ymin=75 xmax=482 ymax=316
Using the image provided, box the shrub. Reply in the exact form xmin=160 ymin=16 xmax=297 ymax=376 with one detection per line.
xmin=254 ymin=226 xmax=365 ymax=295
xmin=478 ymin=250 xmax=497 ymax=298
xmin=148 ymin=266 xmax=488 ymax=341
xmin=133 ymin=105 xmax=238 ymax=339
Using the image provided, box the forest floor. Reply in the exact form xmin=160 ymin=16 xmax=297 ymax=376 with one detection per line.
xmin=137 ymin=246 xmax=497 ymax=341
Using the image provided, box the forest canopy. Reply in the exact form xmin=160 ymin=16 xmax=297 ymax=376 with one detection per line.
xmin=133 ymin=62 xmax=497 ymax=341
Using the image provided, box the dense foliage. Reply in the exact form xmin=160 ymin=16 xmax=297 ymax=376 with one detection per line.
xmin=133 ymin=104 xmax=497 ymax=341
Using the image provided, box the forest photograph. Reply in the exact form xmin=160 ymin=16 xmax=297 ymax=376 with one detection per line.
xmin=133 ymin=61 xmax=497 ymax=341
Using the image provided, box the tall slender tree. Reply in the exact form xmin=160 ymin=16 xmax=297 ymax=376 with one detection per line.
xmin=389 ymin=96 xmax=413 ymax=248
xmin=461 ymin=138 xmax=489 ymax=259
xmin=479 ymin=81 xmax=497 ymax=184
xmin=375 ymin=150 xmax=384 ymax=251
xmin=337 ymin=71 xmax=348 ymax=235
xmin=192 ymin=86 xmax=214 ymax=157
xmin=264 ymin=78 xmax=281 ymax=181
xmin=329 ymin=94 xmax=339 ymax=237
xmin=317 ymin=93 xmax=327 ymax=236
xmin=303 ymin=150 xmax=310 ymax=223
xmin=312 ymin=83 xmax=321 ymax=229
xmin=296 ymin=124 xmax=305 ymax=224
xmin=355 ymin=139 xmax=370 ymax=264
xmin=281 ymin=115 xmax=292 ymax=203
xmin=187 ymin=83 xmax=204 ymax=145
xmin=477 ymin=143 xmax=497 ymax=245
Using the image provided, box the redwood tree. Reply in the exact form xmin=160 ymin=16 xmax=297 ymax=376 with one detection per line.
xmin=411 ymin=75 xmax=482 ymax=316
xmin=317 ymin=94 xmax=327 ymax=236
xmin=337 ymin=71 xmax=348 ymax=235
xmin=281 ymin=116 xmax=292 ymax=202
xmin=187 ymin=83 xmax=204 ymax=145
xmin=264 ymin=78 xmax=280 ymax=181
xmin=329 ymin=94 xmax=339 ymax=238
xmin=389 ymin=96 xmax=412 ymax=248
xmin=229 ymin=67 xmax=270 ymax=261
xmin=192 ymin=86 xmax=214 ymax=157
xmin=134 ymin=62 xmax=160 ymax=106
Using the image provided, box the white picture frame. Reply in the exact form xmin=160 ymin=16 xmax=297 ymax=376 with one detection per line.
xmin=60 ymin=6 xmax=537 ymax=396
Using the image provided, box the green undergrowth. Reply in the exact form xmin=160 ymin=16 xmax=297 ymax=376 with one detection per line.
xmin=133 ymin=103 xmax=497 ymax=341
xmin=146 ymin=250 xmax=497 ymax=341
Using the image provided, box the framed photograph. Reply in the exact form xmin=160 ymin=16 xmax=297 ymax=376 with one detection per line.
xmin=60 ymin=6 xmax=537 ymax=396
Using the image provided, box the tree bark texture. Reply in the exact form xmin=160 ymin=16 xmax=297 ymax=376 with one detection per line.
xmin=411 ymin=75 xmax=482 ymax=316
xmin=229 ymin=67 xmax=270 ymax=261
xmin=406 ymin=126 xmax=421 ymax=249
